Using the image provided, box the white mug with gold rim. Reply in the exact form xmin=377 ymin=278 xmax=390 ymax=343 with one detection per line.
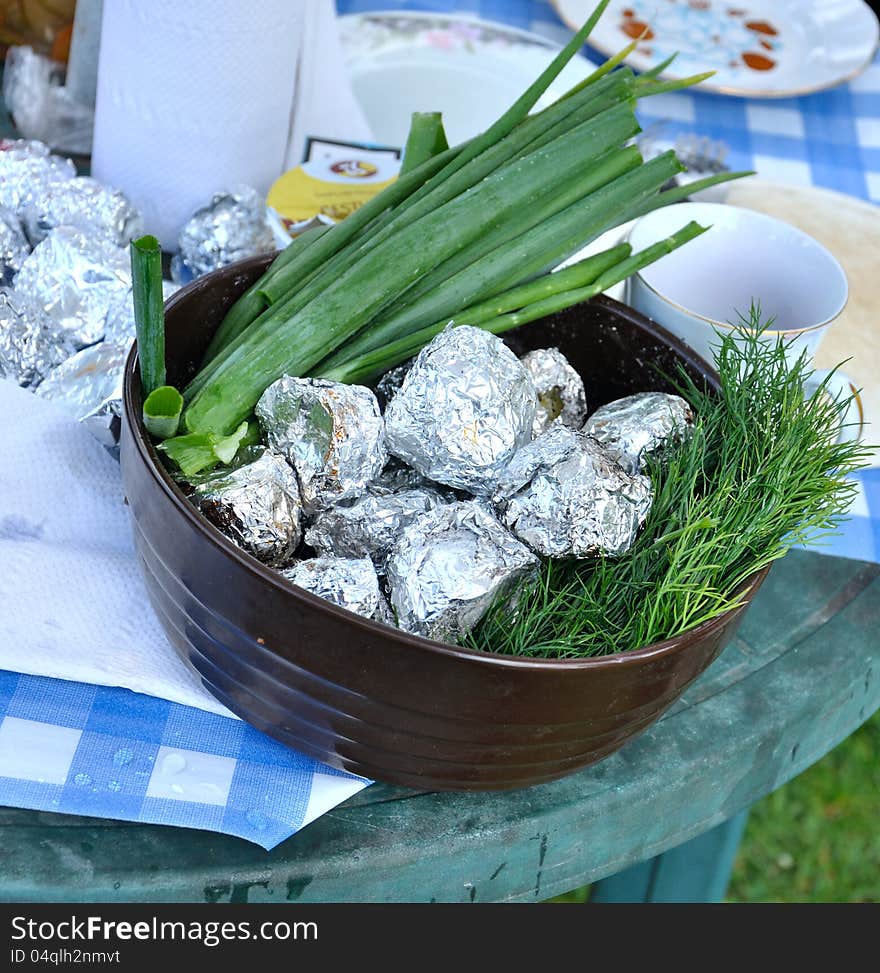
xmin=624 ymin=202 xmax=861 ymax=443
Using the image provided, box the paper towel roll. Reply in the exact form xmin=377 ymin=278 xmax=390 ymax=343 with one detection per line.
xmin=91 ymin=0 xmax=301 ymax=249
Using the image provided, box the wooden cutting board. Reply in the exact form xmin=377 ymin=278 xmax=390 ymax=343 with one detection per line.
xmin=725 ymin=179 xmax=879 ymax=464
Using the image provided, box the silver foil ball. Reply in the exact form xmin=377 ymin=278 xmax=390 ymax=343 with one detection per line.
xmin=384 ymin=326 xmax=538 ymax=495
xmin=386 ymin=500 xmax=539 ymax=642
xmin=21 ymin=176 xmax=143 ymax=248
xmin=281 ymin=556 xmax=388 ymax=623
xmin=34 ymin=341 xmax=128 ymax=447
xmin=0 ymin=287 xmax=76 ymax=387
xmin=305 ymin=482 xmax=449 ymax=567
xmin=0 ymin=139 xmax=76 ymax=217
xmin=520 ymin=347 xmax=588 ymax=438
xmin=256 ymin=376 xmax=387 ymax=513
xmin=585 ymin=392 xmax=694 ymax=473
xmin=12 ymin=224 xmax=132 ymax=348
xmin=501 ymin=428 xmax=653 ymax=558
xmin=188 ymin=448 xmax=302 ymax=567
xmin=172 ymin=186 xmax=275 ymax=281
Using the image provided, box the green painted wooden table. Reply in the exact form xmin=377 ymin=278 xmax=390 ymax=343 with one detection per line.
xmin=2 ymin=549 xmax=878 ymax=902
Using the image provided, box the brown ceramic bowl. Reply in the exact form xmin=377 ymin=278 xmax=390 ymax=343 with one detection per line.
xmin=120 ymin=253 xmax=768 ymax=791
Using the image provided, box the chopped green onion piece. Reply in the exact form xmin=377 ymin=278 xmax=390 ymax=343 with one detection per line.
xmin=213 ymin=421 xmax=252 ymax=464
xmin=142 ymin=385 xmax=183 ymax=440
xmin=158 ymin=420 xmax=251 ymax=477
xmin=401 ymin=112 xmax=450 ymax=175
xmin=130 ymin=234 xmax=166 ymax=396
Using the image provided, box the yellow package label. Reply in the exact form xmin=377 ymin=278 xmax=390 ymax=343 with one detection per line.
xmin=268 ymin=139 xmax=401 ymax=231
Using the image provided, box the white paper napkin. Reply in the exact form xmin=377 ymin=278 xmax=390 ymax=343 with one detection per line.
xmin=0 ymin=378 xmax=234 ymax=718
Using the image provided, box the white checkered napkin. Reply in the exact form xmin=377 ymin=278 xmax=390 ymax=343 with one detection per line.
xmin=0 ymin=671 xmax=369 ymax=849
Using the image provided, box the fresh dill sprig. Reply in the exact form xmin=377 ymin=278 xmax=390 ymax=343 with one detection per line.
xmin=466 ymin=305 xmax=873 ymax=659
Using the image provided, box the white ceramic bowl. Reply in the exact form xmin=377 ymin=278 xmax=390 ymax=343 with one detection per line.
xmin=339 ymin=12 xmax=594 ymax=147
xmin=625 ymin=201 xmax=859 ymax=442
xmin=626 ymin=201 xmax=849 ymax=359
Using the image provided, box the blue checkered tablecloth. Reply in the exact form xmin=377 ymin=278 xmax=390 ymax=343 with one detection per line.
xmin=0 ymin=669 xmax=366 ymax=849
xmin=1 ymin=0 xmax=878 ymax=851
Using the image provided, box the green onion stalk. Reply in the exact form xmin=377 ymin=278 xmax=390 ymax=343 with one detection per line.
xmin=154 ymin=0 xmax=752 ymax=471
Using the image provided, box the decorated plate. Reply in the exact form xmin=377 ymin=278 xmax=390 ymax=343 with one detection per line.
xmin=338 ymin=12 xmax=595 ymax=147
xmin=551 ymin=0 xmax=880 ymax=98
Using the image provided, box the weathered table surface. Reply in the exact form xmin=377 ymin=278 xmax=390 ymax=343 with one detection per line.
xmin=1 ymin=548 xmax=877 ymax=902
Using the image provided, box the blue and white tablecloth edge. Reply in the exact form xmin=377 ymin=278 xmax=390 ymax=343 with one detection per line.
xmin=0 ymin=669 xmax=369 ymax=850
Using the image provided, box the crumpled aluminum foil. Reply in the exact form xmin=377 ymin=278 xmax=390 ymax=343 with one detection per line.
xmin=0 ymin=206 xmax=30 ymax=286
xmin=34 ymin=341 xmax=129 ymax=448
xmin=12 ymin=225 xmax=132 ymax=348
xmin=384 ymin=326 xmax=537 ymax=495
xmin=171 ymin=186 xmax=276 ymax=283
xmin=520 ymin=347 xmax=588 ymax=438
xmin=21 ymin=176 xmax=143 ymax=248
xmin=374 ymin=360 xmax=412 ymax=411
xmin=0 ymin=287 xmax=77 ymax=387
xmin=256 ymin=376 xmax=388 ymax=513
xmin=500 ymin=429 xmax=653 ymax=558
xmin=0 ymin=139 xmax=76 ymax=217
xmin=187 ymin=448 xmax=302 ymax=567
xmin=585 ymin=392 xmax=694 ymax=473
xmin=305 ymin=482 xmax=448 ymax=566
xmin=492 ymin=420 xmax=579 ymax=501
xmin=385 ymin=501 xmax=539 ymax=642
xmin=281 ymin=556 xmax=389 ymax=622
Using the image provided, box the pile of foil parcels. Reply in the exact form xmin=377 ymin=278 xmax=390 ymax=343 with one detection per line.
xmin=188 ymin=325 xmax=693 ymax=645
xmin=0 ymin=138 xmax=146 ymax=445
xmin=0 ymin=139 xmax=280 ymax=447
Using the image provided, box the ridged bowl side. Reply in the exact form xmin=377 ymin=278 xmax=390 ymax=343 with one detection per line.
xmin=120 ymin=255 xmax=768 ymax=791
